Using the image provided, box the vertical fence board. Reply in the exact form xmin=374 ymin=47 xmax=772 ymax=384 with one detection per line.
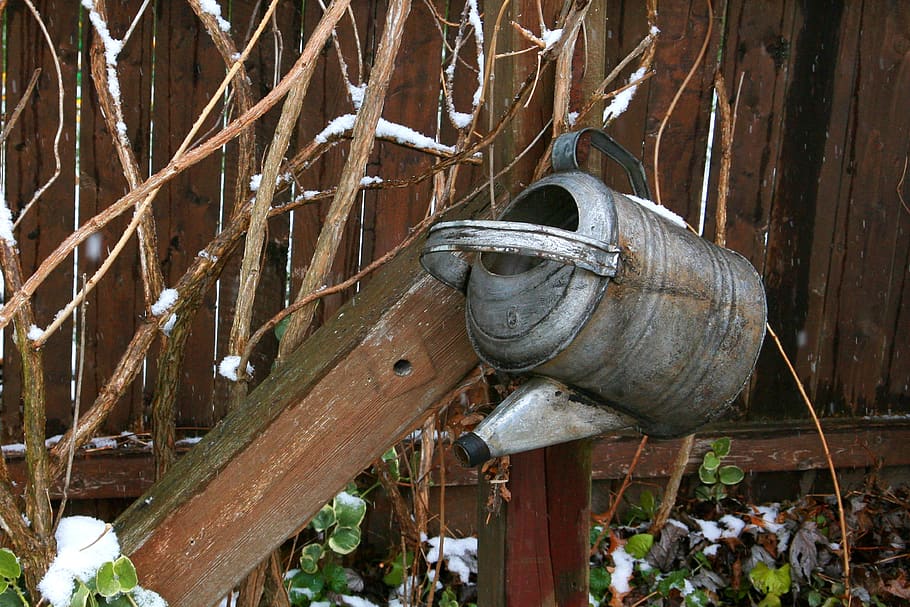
xmin=820 ymin=3 xmax=910 ymax=415
xmin=359 ymin=0 xmax=441 ymax=266
xmin=150 ymin=1 xmax=227 ymax=429
xmin=2 ymin=1 xmax=81 ymax=439
xmin=77 ymin=1 xmax=154 ymax=434
xmin=711 ymin=0 xmax=800 ymax=419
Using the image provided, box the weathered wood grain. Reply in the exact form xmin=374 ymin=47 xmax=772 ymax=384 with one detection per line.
xmin=114 ymin=198 xmax=483 ymax=606
xmin=2 ymin=1 xmax=81 ymax=439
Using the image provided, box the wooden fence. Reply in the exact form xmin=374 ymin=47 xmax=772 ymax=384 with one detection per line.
xmin=1 ymin=0 xmax=908 ymax=471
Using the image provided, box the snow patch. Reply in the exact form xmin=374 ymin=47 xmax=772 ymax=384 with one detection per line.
xmin=541 ymin=28 xmax=563 ymax=50
xmin=162 ymin=313 xmax=177 ymax=336
xmin=425 ymin=536 xmax=478 ymax=585
xmin=28 ymin=324 xmax=45 ymax=341
xmin=38 ymin=516 xmax=120 ymax=607
xmin=360 ymin=176 xmax=383 ymax=187
xmin=1 ymin=443 xmax=26 ymax=455
xmin=340 ymin=596 xmax=379 ymax=607
xmin=151 ymin=288 xmax=178 ymax=316
xmin=198 ymin=0 xmax=231 ymax=32
xmin=219 ymin=355 xmax=254 ymax=381
xmin=625 ymin=194 xmax=687 ymax=228
xmin=603 ymin=66 xmax=647 ymax=124
xmin=610 ymin=546 xmax=635 ymax=594
xmin=0 ymin=195 xmax=16 ymax=246
xmin=131 ymin=587 xmax=168 ymax=607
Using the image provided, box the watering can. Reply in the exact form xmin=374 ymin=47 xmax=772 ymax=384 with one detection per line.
xmin=421 ymin=129 xmax=767 ymax=466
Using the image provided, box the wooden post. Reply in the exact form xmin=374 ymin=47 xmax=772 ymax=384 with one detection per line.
xmin=477 ymin=442 xmax=593 ymax=607
xmin=474 ymin=0 xmax=593 ymax=604
xmin=115 ymin=196 xmax=486 ymax=607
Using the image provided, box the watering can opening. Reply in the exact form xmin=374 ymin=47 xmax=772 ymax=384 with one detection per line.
xmin=480 ymin=184 xmax=580 ymax=277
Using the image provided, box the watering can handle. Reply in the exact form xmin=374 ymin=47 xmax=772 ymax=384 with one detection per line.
xmin=420 ymin=220 xmax=621 ymax=292
xmin=551 ymin=128 xmax=652 ymax=200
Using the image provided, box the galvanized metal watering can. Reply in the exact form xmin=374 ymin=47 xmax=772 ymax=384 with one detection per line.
xmin=421 ymin=129 xmax=767 ymax=466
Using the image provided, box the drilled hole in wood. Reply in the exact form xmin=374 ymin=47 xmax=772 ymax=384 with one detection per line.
xmin=393 ymin=359 xmax=413 ymax=376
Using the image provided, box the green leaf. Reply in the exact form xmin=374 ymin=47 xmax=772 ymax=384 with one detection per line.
xmin=333 ymin=492 xmax=367 ymax=528
xmin=702 ymin=451 xmax=720 ymax=471
xmin=328 ymin=525 xmax=362 ymax=554
xmin=311 ymin=504 xmax=336 ymax=532
xmin=807 ymin=590 xmax=823 ymax=607
xmin=711 ymin=484 xmax=728 ymax=501
xmin=274 ymin=316 xmax=290 ymax=342
xmin=589 ymin=567 xmax=611 ymax=597
xmin=288 ymin=570 xmax=324 ymax=596
xmin=698 ymin=465 xmax=717 ymax=485
xmin=381 ymin=448 xmax=400 ymax=481
xmin=0 ymin=589 xmax=22 ymax=607
xmin=695 ymin=485 xmax=713 ymax=501
xmin=0 ymin=582 xmax=6 ymax=595
xmin=95 ymin=561 xmax=120 ymax=597
xmin=113 ymin=556 xmax=138 ymax=592
xmin=299 ymin=543 xmax=325 ymax=574
xmin=719 ymin=465 xmax=745 ymax=486
xmin=322 ymin=561 xmax=349 ymax=594
xmin=382 ymin=552 xmax=413 ymax=587
xmin=0 ymin=550 xmax=19 ymax=581
xmin=70 ymin=583 xmax=92 ymax=607
xmin=711 ymin=437 xmax=732 ymax=458
xmin=657 ymin=569 xmax=688 ymax=596
xmin=685 ymin=589 xmax=710 ymax=607
xmin=639 ymin=490 xmax=656 ymax=515
xmin=439 ymin=587 xmax=459 ymax=607
xmin=749 ymin=562 xmax=791 ymax=596
xmin=625 ymin=534 xmax=654 ymax=559
xmin=757 ymin=593 xmax=782 ymax=607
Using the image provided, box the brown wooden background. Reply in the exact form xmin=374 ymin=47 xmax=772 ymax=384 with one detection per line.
xmin=1 ymin=0 xmax=908 ymax=478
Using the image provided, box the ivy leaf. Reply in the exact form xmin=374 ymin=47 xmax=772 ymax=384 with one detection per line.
xmin=757 ymin=593 xmax=782 ymax=607
xmin=311 ymin=504 xmax=336 ymax=532
xmin=381 ymin=448 xmax=400 ymax=482
xmin=698 ymin=465 xmax=717 ymax=485
xmin=749 ymin=562 xmax=791 ymax=596
xmin=639 ymin=490 xmax=656 ymax=515
xmin=95 ymin=561 xmax=120 ymax=597
xmin=288 ymin=570 xmax=324 ymax=596
xmin=0 ymin=550 xmax=19 ymax=581
xmin=113 ymin=556 xmax=138 ymax=592
xmin=70 ymin=582 xmax=92 ymax=607
xmin=711 ymin=437 xmax=732 ymax=458
xmin=589 ymin=567 xmax=611 ymax=597
xmin=625 ymin=534 xmax=654 ymax=559
xmin=299 ymin=543 xmax=325 ymax=574
xmin=702 ymin=451 xmax=721 ymax=471
xmin=0 ymin=589 xmax=22 ymax=607
xmin=719 ymin=465 xmax=745 ymax=486
xmin=333 ymin=492 xmax=366 ymax=528
xmin=322 ymin=561 xmax=349 ymax=594
xmin=328 ymin=526 xmax=362 ymax=555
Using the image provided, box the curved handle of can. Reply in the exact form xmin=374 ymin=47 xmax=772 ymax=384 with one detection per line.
xmin=552 ymin=128 xmax=652 ymax=200
xmin=420 ymin=219 xmax=621 ymax=292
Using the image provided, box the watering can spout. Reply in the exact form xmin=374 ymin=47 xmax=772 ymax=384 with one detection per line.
xmin=452 ymin=377 xmax=636 ymax=467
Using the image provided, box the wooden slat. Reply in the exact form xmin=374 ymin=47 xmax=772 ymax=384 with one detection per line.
xmin=6 ymin=417 xmax=909 ymax=500
xmin=77 ymin=1 xmax=152 ymax=433
xmin=441 ymin=418 xmax=910 ymax=487
xmin=2 ymin=1 xmax=81 ymax=439
xmin=150 ymin=1 xmax=226 ymax=429
xmin=114 ymin=196 xmax=485 ymax=607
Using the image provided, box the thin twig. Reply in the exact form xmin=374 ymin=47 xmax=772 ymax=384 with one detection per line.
xmin=591 ymin=436 xmax=649 ymax=554
xmin=898 ymin=155 xmax=909 ymax=215
xmin=0 ymin=69 xmax=41 ymax=146
xmin=55 ymin=274 xmax=89 ymax=530
xmin=14 ymin=1 xmax=64 ymax=229
xmin=4 ymin=0 xmax=350 ymax=341
xmin=767 ymin=323 xmax=851 ymax=602
xmin=277 ymin=0 xmax=414 ymax=359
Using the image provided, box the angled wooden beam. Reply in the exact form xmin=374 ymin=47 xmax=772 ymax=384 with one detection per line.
xmin=114 ymin=199 xmax=484 ymax=607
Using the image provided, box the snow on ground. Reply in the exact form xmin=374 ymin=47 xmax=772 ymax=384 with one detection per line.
xmin=39 ymin=516 xmax=120 ymax=607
